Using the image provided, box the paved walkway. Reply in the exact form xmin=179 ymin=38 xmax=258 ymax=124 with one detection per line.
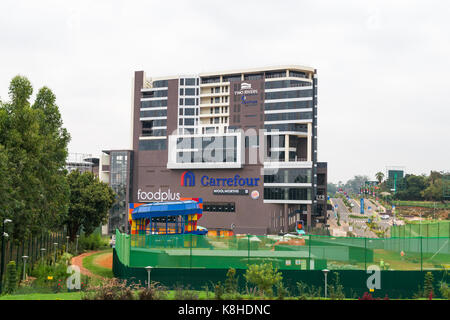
xmin=71 ymin=251 xmax=102 ymax=279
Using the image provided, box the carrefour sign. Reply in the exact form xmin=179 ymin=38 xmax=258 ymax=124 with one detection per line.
xmin=181 ymin=171 xmax=260 ymax=187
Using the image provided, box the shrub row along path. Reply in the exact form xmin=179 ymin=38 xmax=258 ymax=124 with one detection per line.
xmin=71 ymin=251 xmax=105 ymax=279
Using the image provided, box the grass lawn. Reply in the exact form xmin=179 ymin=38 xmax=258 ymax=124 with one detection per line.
xmin=0 ymin=292 xmax=82 ymax=300
xmin=82 ymin=249 xmax=114 ymax=278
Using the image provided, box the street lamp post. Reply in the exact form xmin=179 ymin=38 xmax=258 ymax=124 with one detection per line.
xmin=322 ymin=269 xmax=330 ymax=299
xmin=22 ymin=256 xmax=29 ymax=281
xmin=0 ymin=218 xmax=12 ymax=294
xmin=66 ymin=236 xmax=69 ymax=253
xmin=75 ymin=235 xmax=79 ymax=254
xmin=40 ymin=248 xmax=46 ymax=264
xmin=145 ymin=266 xmax=153 ymax=289
xmin=53 ymin=243 xmax=58 ymax=263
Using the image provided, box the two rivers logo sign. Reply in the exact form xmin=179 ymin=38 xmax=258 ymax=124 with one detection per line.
xmin=235 ymin=82 xmax=258 ymax=104
xmin=181 ymin=171 xmax=195 ymax=187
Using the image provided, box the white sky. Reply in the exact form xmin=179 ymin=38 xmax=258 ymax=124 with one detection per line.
xmin=1 ymin=0 xmax=449 ymax=183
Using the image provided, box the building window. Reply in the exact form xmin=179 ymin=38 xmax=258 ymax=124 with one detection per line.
xmin=203 ymin=202 xmax=235 ymax=212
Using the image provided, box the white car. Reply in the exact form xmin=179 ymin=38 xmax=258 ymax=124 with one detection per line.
xmin=380 ymin=215 xmax=390 ymax=220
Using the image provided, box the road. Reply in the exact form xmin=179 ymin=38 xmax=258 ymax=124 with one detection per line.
xmin=329 ymin=198 xmax=377 ymax=238
xmin=351 ymin=197 xmax=397 ymax=231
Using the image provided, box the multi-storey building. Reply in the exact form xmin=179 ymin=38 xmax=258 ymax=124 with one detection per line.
xmin=102 ymin=65 xmax=327 ymax=235
xmin=66 ymin=153 xmax=99 ymax=176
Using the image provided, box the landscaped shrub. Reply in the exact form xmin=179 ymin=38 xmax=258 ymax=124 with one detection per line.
xmin=174 ymin=285 xmax=198 ymax=300
xmin=244 ymin=263 xmax=283 ymax=297
xmin=138 ymin=282 xmax=167 ymax=300
xmin=214 ymin=281 xmax=224 ymax=300
xmin=82 ymin=278 xmax=136 ymax=300
xmin=78 ymin=233 xmax=107 ymax=251
xmin=31 ymin=261 xmax=68 ymax=288
xmin=58 ymin=252 xmax=73 ymax=266
xmin=439 ymin=281 xmax=450 ymax=299
xmin=276 ymin=282 xmax=289 ymax=300
xmin=296 ymin=281 xmax=322 ymax=300
xmin=5 ymin=261 xmax=18 ymax=294
xmin=424 ymin=272 xmax=435 ymax=298
xmin=225 ymin=268 xmax=238 ymax=294
xmin=328 ymin=272 xmax=345 ymax=300
xmin=244 ymin=284 xmax=259 ymax=299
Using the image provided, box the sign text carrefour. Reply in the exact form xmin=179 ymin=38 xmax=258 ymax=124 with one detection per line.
xmin=182 ymin=171 xmax=260 ymax=187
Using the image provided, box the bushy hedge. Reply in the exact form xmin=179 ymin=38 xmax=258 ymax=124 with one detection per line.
xmin=78 ymin=233 xmax=108 ymax=251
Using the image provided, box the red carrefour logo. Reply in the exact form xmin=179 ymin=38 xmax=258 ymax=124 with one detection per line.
xmin=181 ymin=171 xmax=195 ymax=187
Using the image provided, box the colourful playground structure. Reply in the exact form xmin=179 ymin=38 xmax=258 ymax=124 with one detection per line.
xmin=129 ymin=198 xmax=207 ymax=235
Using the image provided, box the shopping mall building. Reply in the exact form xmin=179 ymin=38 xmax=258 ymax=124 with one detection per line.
xmin=101 ymin=65 xmax=327 ymax=235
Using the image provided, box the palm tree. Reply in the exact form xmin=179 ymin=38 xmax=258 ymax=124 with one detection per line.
xmin=375 ymin=172 xmax=385 ymax=184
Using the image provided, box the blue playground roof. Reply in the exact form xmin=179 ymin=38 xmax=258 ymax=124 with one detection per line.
xmin=132 ymin=200 xmax=202 ymax=220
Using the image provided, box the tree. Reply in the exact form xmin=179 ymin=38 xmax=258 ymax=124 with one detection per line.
xmin=421 ymin=179 xmax=443 ymax=202
xmin=64 ymin=170 xmax=115 ymax=241
xmin=32 ymin=86 xmax=71 ymax=232
xmin=344 ymin=175 xmax=370 ymax=194
xmin=375 ymin=172 xmax=385 ymax=184
xmin=0 ymin=76 xmax=70 ymax=240
xmin=327 ymin=182 xmax=338 ymax=195
xmin=244 ymin=263 xmax=283 ymax=297
xmin=0 ymin=145 xmax=12 ymax=220
xmin=395 ymin=174 xmax=427 ymax=201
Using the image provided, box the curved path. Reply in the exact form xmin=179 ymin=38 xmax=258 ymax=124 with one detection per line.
xmin=71 ymin=251 xmax=103 ymax=279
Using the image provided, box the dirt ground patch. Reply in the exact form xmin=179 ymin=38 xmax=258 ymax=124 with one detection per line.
xmin=95 ymin=252 xmax=112 ymax=269
xmin=398 ymin=207 xmax=449 ymax=220
xmin=71 ymin=251 xmax=102 ymax=278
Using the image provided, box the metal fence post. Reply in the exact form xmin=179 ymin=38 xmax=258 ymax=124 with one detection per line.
xmin=420 ymin=236 xmax=423 ymax=271
xmin=189 ymin=233 xmax=192 ymax=270
xmin=364 ymin=237 xmax=367 ymax=271
xmin=308 ymin=234 xmax=312 ymax=270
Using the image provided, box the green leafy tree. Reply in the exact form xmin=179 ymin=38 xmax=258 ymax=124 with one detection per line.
xmin=64 ymin=170 xmax=115 ymax=241
xmin=395 ymin=174 xmax=427 ymax=201
xmin=0 ymin=76 xmax=70 ymax=240
xmin=31 ymin=86 xmax=71 ymax=231
xmin=421 ymin=179 xmax=443 ymax=202
xmin=344 ymin=175 xmax=370 ymax=194
xmin=244 ymin=263 xmax=283 ymax=297
xmin=0 ymin=145 xmax=12 ymax=218
xmin=327 ymin=182 xmax=337 ymax=195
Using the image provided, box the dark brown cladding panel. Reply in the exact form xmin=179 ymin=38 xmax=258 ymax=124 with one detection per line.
xmin=132 ymin=71 xmax=144 ymax=152
xmin=229 ymin=78 xmax=265 ymax=130
xmin=166 ymin=79 xmax=179 ymax=136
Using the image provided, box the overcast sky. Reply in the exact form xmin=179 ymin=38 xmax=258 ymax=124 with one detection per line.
xmin=1 ymin=0 xmax=449 ymax=183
